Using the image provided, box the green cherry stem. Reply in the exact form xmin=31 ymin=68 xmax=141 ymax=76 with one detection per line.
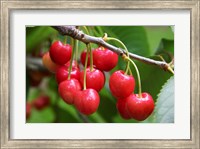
xmin=75 ymin=39 xmax=79 ymax=62
xmin=88 ymin=43 xmax=93 ymax=71
xmin=83 ymin=44 xmax=90 ymax=90
xmin=82 ymin=26 xmax=94 ymax=71
xmin=74 ymin=26 xmax=80 ymax=62
xmin=63 ymin=36 xmax=68 ymax=44
xmin=128 ymin=67 xmax=133 ymax=76
xmin=67 ymin=38 xmax=75 ymax=80
xmin=125 ymin=56 xmax=142 ymax=98
xmin=82 ymin=26 xmax=90 ymax=35
xmin=106 ymin=37 xmax=130 ymax=75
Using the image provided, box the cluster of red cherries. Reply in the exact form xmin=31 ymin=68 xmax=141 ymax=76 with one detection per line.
xmin=42 ymin=40 xmax=155 ymax=121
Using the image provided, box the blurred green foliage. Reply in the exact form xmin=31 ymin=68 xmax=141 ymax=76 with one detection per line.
xmin=26 ymin=26 xmax=174 ymax=123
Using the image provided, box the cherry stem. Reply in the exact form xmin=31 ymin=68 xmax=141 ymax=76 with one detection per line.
xmin=75 ymin=39 xmax=79 ymax=62
xmin=74 ymin=26 xmax=80 ymax=62
xmin=106 ymin=37 xmax=130 ymax=75
xmin=126 ymin=56 xmax=142 ymax=98
xmin=67 ymin=38 xmax=75 ymax=80
xmin=82 ymin=26 xmax=94 ymax=71
xmin=154 ymin=55 xmax=166 ymax=62
xmin=63 ymin=36 xmax=68 ymax=44
xmin=83 ymin=44 xmax=90 ymax=90
xmin=82 ymin=26 xmax=90 ymax=35
xmin=128 ymin=67 xmax=133 ymax=76
xmin=88 ymin=44 xmax=94 ymax=71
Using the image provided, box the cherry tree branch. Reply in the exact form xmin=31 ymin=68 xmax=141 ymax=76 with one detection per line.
xmin=52 ymin=26 xmax=173 ymax=73
xmin=26 ymin=56 xmax=48 ymax=72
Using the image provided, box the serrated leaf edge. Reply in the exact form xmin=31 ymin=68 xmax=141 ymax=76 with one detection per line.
xmin=153 ymin=76 xmax=174 ymax=122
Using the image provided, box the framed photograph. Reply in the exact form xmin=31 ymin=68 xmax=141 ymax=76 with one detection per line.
xmin=1 ymin=0 xmax=199 ymax=148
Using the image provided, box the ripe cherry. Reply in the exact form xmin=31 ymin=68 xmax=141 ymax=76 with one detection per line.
xmin=56 ymin=65 xmax=80 ymax=84
xmin=80 ymin=68 xmax=105 ymax=92
xmin=42 ymin=52 xmax=60 ymax=73
xmin=32 ymin=96 xmax=50 ymax=110
xmin=28 ymin=70 xmax=50 ymax=87
xmin=126 ymin=93 xmax=154 ymax=121
xmin=109 ymin=70 xmax=135 ymax=99
xmin=49 ymin=41 xmax=72 ymax=65
xmin=26 ymin=103 xmax=32 ymax=119
xmin=58 ymin=79 xmax=82 ymax=105
xmin=65 ymin=60 xmax=79 ymax=69
xmin=80 ymin=50 xmax=91 ymax=66
xmin=116 ymin=98 xmax=131 ymax=120
xmin=93 ymin=47 xmax=118 ymax=71
xmin=74 ymin=89 xmax=100 ymax=115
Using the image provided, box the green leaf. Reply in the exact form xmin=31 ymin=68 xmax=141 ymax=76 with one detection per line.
xmin=102 ymin=26 xmax=150 ymax=56
xmin=27 ymin=107 xmax=56 ymax=123
xmin=156 ymin=39 xmax=174 ymax=55
xmin=57 ymin=98 xmax=82 ymax=122
xmin=27 ymin=88 xmax=41 ymax=102
xmin=145 ymin=26 xmax=174 ymax=55
xmin=102 ymin=26 xmax=151 ymax=72
xmin=155 ymin=39 xmax=174 ymax=63
xmin=153 ymin=38 xmax=174 ymax=63
xmin=154 ymin=76 xmax=174 ymax=123
xmin=88 ymin=112 xmax=107 ymax=123
xmin=26 ymin=26 xmax=57 ymax=53
xmin=112 ymin=114 xmax=139 ymax=123
xmin=53 ymin=105 xmax=82 ymax=123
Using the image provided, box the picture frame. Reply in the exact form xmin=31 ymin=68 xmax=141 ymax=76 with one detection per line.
xmin=0 ymin=0 xmax=199 ymax=148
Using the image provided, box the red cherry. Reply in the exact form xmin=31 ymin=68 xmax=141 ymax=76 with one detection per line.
xmin=109 ymin=70 xmax=135 ymax=99
xmin=38 ymin=51 xmax=45 ymax=57
xmin=65 ymin=60 xmax=79 ymax=69
xmin=74 ymin=89 xmax=100 ymax=115
xmin=58 ymin=79 xmax=82 ymax=105
xmin=56 ymin=65 xmax=80 ymax=84
xmin=29 ymin=70 xmax=50 ymax=87
xmin=26 ymin=103 xmax=32 ymax=119
xmin=32 ymin=96 xmax=50 ymax=110
xmin=42 ymin=52 xmax=60 ymax=73
xmin=49 ymin=41 xmax=72 ymax=65
xmin=126 ymin=93 xmax=155 ymax=121
xmin=93 ymin=47 xmax=118 ymax=71
xmin=80 ymin=68 xmax=105 ymax=92
xmin=116 ymin=98 xmax=131 ymax=120
xmin=80 ymin=50 xmax=90 ymax=66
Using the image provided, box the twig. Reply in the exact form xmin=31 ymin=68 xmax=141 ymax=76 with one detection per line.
xmin=52 ymin=26 xmax=173 ymax=73
xmin=26 ymin=56 xmax=48 ymax=72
